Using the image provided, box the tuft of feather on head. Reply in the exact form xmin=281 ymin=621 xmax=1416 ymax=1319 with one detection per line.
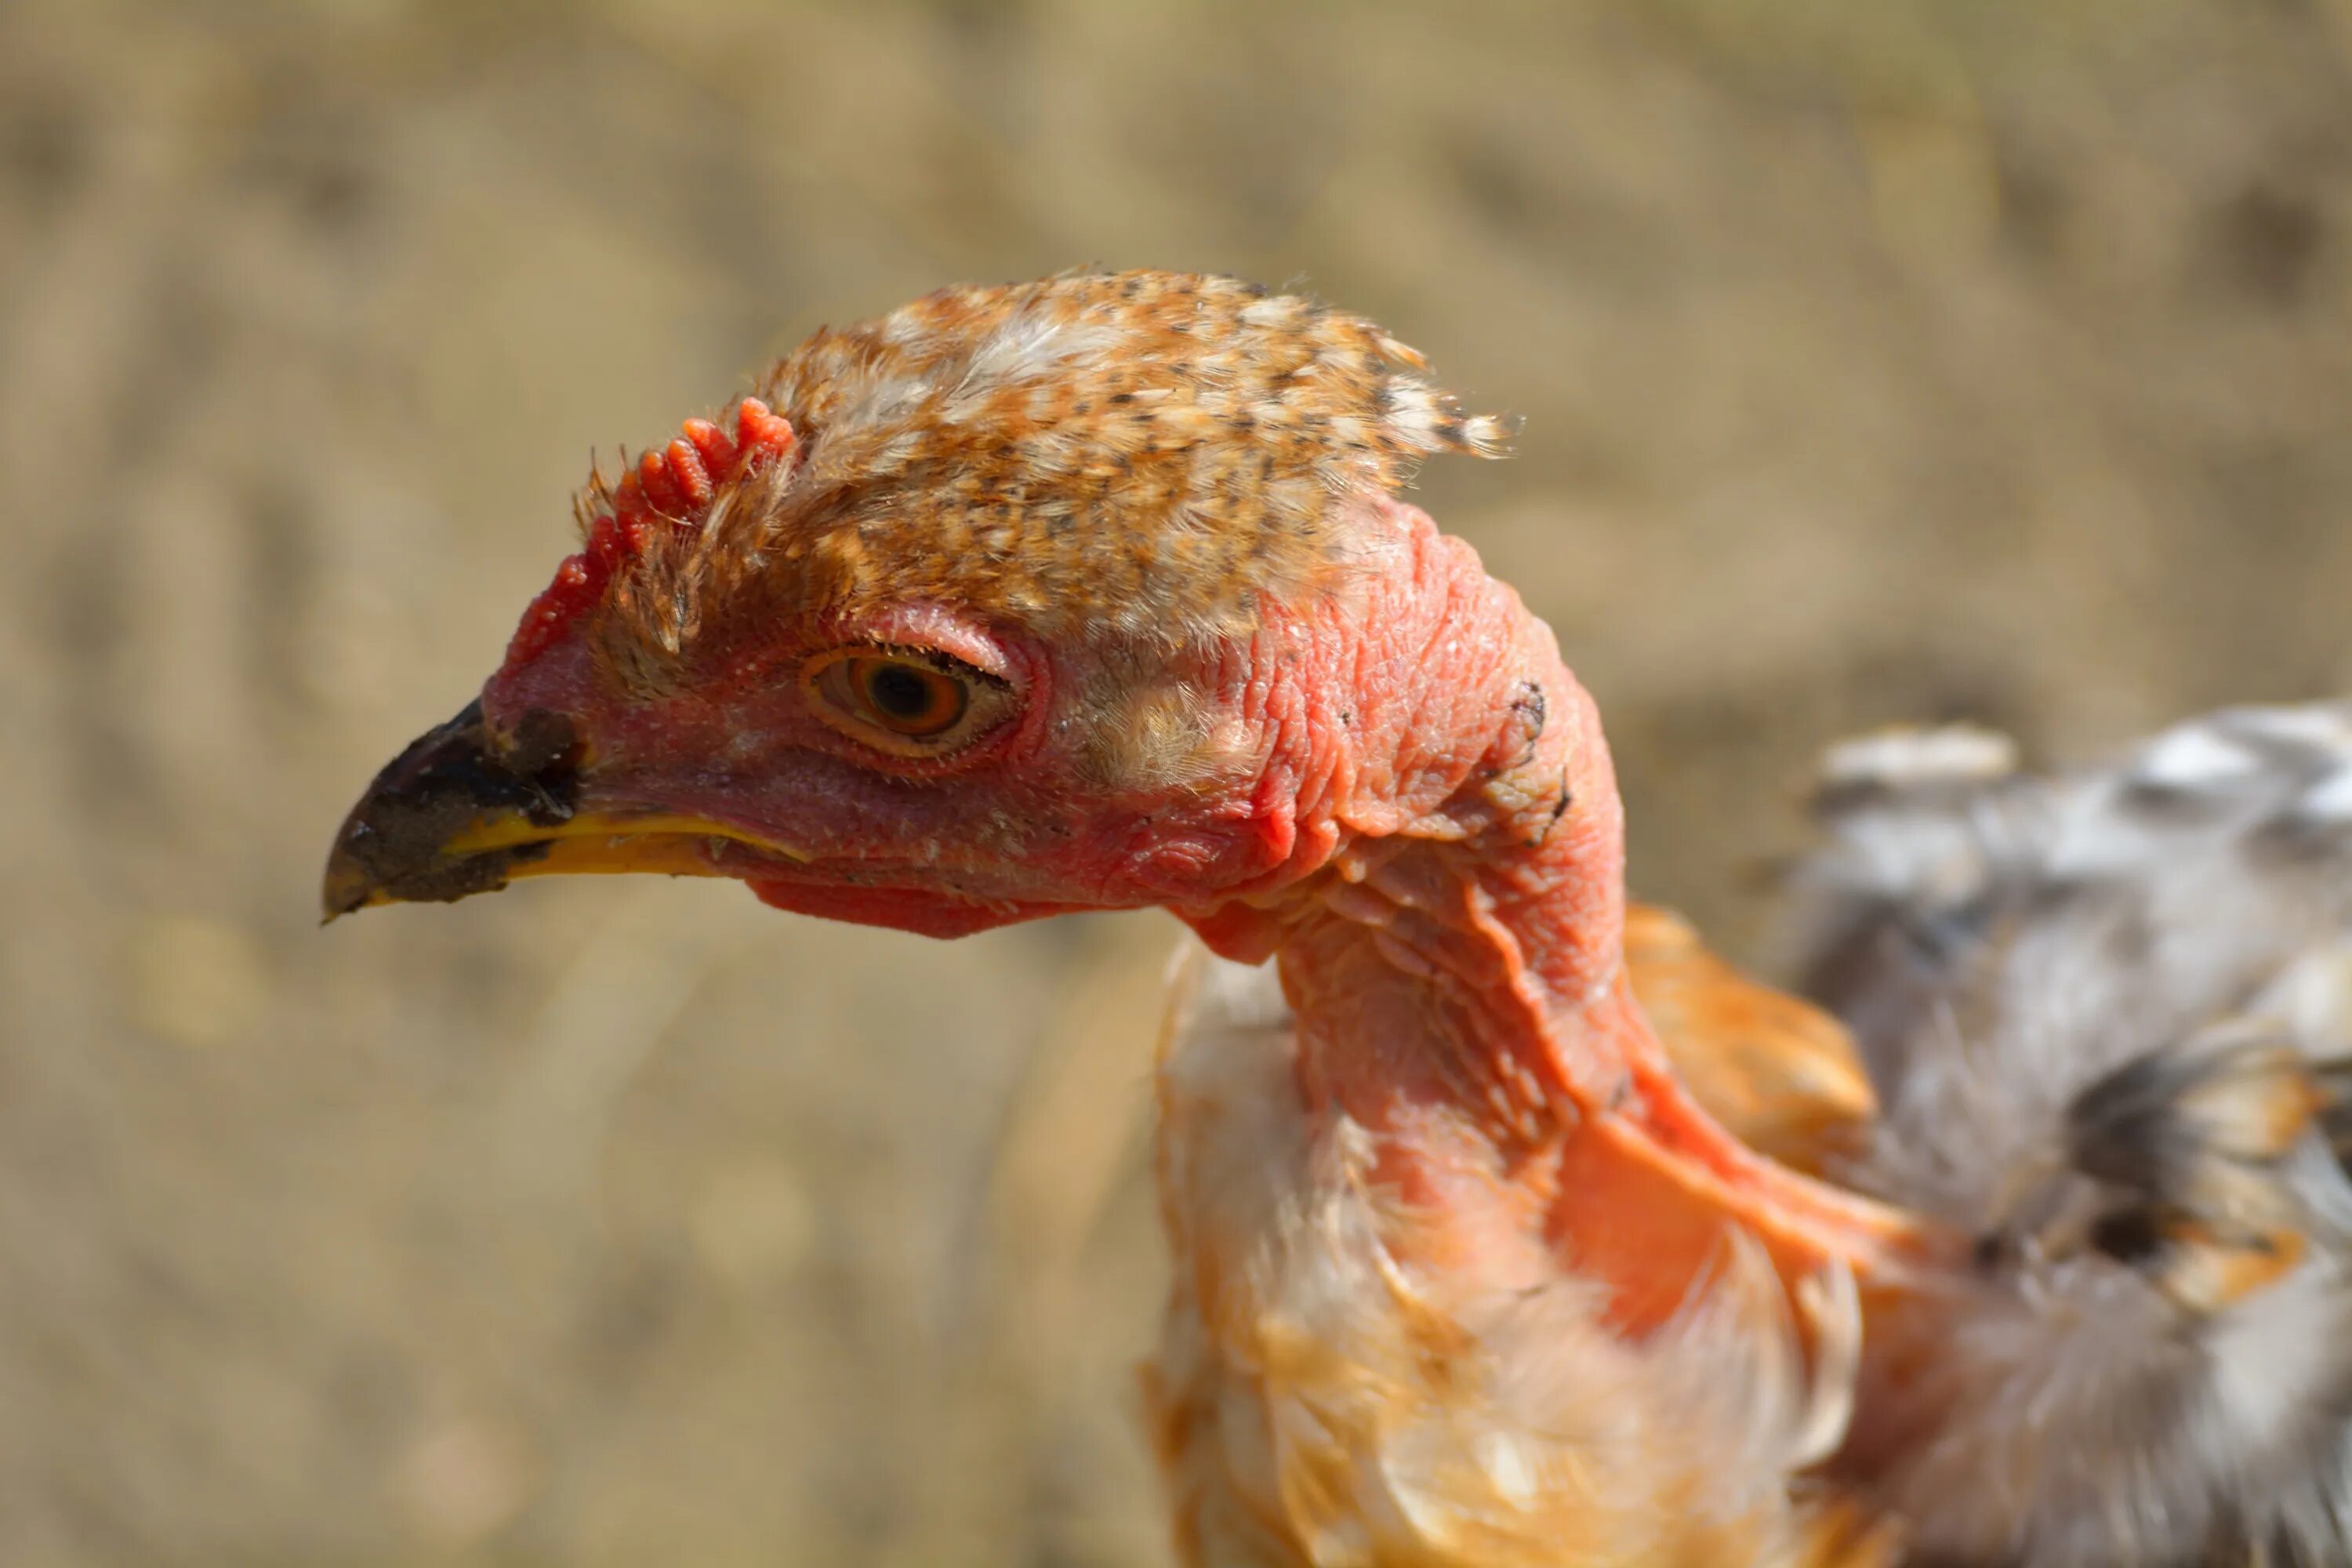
xmin=537 ymin=270 xmax=1515 ymax=693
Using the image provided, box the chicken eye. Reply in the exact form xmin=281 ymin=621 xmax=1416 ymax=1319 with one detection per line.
xmin=805 ymin=647 xmax=1010 ymax=759
xmin=848 ymin=657 xmax=965 ymax=736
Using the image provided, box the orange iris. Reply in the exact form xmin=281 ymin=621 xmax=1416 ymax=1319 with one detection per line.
xmin=840 ymin=655 xmax=967 ymax=738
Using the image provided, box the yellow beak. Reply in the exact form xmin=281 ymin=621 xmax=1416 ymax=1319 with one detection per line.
xmin=321 ymin=700 xmax=800 ymax=919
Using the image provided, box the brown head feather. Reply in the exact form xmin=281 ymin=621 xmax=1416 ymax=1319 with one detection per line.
xmin=575 ymin=269 xmax=1514 ymax=691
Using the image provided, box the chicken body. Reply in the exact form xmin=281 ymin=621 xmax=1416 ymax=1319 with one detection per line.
xmin=323 ymin=270 xmax=2350 ymax=1566
xmin=1792 ymin=713 xmax=2352 ymax=1566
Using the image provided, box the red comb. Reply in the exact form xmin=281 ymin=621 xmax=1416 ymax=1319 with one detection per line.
xmin=500 ymin=398 xmax=798 ymax=673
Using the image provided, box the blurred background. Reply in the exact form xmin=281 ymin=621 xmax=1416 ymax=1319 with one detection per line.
xmin=4 ymin=0 xmax=2351 ymax=1562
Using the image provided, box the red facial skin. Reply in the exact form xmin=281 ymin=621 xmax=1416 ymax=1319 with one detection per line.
xmin=482 ymin=575 xmax=1276 ymax=938
xmin=480 ymin=494 xmax=1925 ymax=1335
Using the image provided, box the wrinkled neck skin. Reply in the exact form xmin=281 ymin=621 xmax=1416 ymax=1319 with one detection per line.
xmin=1178 ymin=502 xmax=1907 ymax=1332
xmin=1182 ymin=507 xmax=1636 ymax=1127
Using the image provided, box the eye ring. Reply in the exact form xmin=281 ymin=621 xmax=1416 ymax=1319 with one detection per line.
xmin=803 ymin=647 xmax=1013 ymax=759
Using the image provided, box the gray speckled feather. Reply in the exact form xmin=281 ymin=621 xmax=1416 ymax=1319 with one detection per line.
xmin=1787 ymin=704 xmax=2352 ymax=1567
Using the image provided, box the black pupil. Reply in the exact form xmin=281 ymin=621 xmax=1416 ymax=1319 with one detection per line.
xmin=867 ymin=663 xmax=937 ymax=720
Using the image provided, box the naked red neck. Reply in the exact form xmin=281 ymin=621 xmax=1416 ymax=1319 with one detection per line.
xmin=1180 ymin=504 xmax=1921 ymax=1331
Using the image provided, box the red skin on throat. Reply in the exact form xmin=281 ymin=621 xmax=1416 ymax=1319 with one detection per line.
xmin=1168 ymin=507 xmax=1921 ymax=1334
xmin=748 ymin=880 xmax=1079 ymax=938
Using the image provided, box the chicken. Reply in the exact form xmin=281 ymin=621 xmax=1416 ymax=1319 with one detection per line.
xmin=320 ymin=269 xmax=2348 ymax=1565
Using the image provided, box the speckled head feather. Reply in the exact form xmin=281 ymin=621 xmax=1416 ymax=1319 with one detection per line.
xmin=529 ymin=270 xmax=1515 ymax=691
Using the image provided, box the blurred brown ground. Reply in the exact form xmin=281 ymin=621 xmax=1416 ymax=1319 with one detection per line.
xmin=3 ymin=1 xmax=2350 ymax=1563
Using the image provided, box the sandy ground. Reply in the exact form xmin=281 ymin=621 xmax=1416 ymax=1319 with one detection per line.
xmin=3 ymin=1 xmax=2350 ymax=1562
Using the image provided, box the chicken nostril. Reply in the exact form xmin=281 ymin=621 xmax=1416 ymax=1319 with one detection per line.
xmin=493 ymin=709 xmax=583 ymax=827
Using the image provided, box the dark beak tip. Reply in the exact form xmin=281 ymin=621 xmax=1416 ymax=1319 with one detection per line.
xmin=318 ymin=863 xmax=371 ymax=924
xmin=319 ymin=811 xmax=389 ymax=923
xmin=319 ymin=697 xmax=578 ymax=922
